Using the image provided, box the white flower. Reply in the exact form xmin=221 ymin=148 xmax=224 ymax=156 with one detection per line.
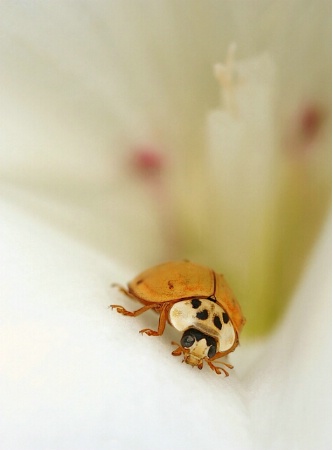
xmin=0 ymin=1 xmax=330 ymax=449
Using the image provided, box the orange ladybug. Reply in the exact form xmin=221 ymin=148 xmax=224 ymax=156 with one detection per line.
xmin=110 ymin=261 xmax=245 ymax=376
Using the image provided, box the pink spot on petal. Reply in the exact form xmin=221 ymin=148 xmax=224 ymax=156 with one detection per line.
xmin=130 ymin=145 xmax=166 ymax=178
xmin=299 ymin=104 xmax=323 ymax=141
xmin=286 ymin=102 xmax=325 ymax=158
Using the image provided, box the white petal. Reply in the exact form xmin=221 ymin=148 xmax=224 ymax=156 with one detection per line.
xmin=0 ymin=198 xmax=252 ymax=450
xmin=240 ymin=217 xmax=331 ymax=449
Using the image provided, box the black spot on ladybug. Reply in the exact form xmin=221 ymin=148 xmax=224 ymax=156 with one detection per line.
xmin=223 ymin=312 xmax=230 ymax=324
xmin=168 ymin=281 xmax=174 ymax=289
xmin=196 ymin=309 xmax=209 ymax=320
xmin=191 ymin=299 xmax=201 ymax=309
xmin=213 ymin=315 xmax=222 ymax=330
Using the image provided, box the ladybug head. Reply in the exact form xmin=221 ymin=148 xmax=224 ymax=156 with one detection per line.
xmin=180 ymin=328 xmax=217 ymax=367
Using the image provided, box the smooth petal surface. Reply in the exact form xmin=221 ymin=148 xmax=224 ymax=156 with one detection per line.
xmin=1 ymin=195 xmax=330 ymax=450
xmin=238 ymin=217 xmax=332 ymax=449
xmin=0 ymin=198 xmax=251 ymax=450
xmin=248 ymin=219 xmax=331 ymax=450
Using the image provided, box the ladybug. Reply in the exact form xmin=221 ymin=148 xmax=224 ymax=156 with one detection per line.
xmin=110 ymin=261 xmax=245 ymax=376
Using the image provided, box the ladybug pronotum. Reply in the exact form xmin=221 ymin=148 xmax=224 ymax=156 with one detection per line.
xmin=110 ymin=261 xmax=245 ymax=376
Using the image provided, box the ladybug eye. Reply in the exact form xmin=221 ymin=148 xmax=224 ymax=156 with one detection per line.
xmin=208 ymin=344 xmax=217 ymax=359
xmin=181 ymin=334 xmax=195 ymax=348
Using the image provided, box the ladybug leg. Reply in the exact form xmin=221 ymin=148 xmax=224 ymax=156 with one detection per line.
xmin=171 ymin=342 xmax=184 ymax=357
xmin=110 ymin=303 xmax=160 ymax=317
xmin=206 ymin=360 xmax=230 ymax=376
xmin=139 ymin=303 xmax=170 ymax=337
xmin=111 ymin=283 xmax=138 ymax=302
xmin=206 ymin=355 xmax=234 ymax=376
xmin=171 ymin=343 xmax=190 ymax=364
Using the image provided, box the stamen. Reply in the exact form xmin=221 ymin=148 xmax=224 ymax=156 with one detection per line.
xmin=214 ymin=42 xmax=240 ymax=116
